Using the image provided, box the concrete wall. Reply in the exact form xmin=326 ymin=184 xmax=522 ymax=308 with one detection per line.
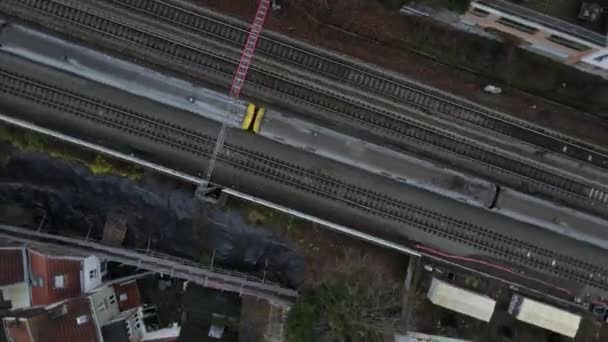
xmin=0 ymin=283 xmax=31 ymax=309
xmin=82 ymin=255 xmax=102 ymax=293
xmin=89 ymin=285 xmax=120 ymax=326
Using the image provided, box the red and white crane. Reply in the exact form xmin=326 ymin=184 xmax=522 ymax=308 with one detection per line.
xmin=200 ymin=0 xmax=271 ymax=189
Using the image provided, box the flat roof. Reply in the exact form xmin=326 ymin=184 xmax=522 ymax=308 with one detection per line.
xmin=509 ymin=295 xmax=581 ymax=338
xmin=581 ymin=48 xmax=608 ymax=69
xmin=427 ymin=278 xmax=496 ymax=322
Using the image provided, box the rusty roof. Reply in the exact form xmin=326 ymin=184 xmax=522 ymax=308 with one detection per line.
xmin=29 ymin=250 xmax=83 ymax=306
xmin=4 ymin=297 xmax=100 ymax=342
xmin=0 ymin=247 xmax=26 ymax=286
xmin=113 ymin=281 xmax=141 ymax=312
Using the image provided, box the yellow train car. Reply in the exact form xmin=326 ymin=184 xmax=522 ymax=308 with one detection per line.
xmin=252 ymin=107 xmax=265 ymax=134
xmin=242 ymin=103 xmax=265 ymax=134
xmin=242 ymin=103 xmax=256 ymax=131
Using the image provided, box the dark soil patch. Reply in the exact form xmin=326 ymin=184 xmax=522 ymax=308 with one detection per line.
xmin=225 ymin=196 xmax=407 ymax=289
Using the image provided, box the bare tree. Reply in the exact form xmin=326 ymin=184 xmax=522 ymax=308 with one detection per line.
xmin=287 ymin=250 xmax=403 ymax=342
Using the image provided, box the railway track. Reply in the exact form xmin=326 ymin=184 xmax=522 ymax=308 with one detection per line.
xmin=98 ymin=0 xmax=608 ymax=171
xmin=2 ymin=0 xmax=608 ymax=218
xmin=2 ymin=66 xmax=608 ymax=293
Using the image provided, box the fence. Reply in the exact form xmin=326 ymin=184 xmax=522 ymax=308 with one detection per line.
xmin=0 ymin=224 xmax=298 ymax=304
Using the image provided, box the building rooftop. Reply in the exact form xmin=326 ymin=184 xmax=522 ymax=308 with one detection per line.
xmin=101 ymin=319 xmax=131 ymax=342
xmin=4 ymin=297 xmax=100 ymax=342
xmin=427 ymin=278 xmax=496 ymax=322
xmin=0 ymin=248 xmax=26 ymax=286
xmin=28 ymin=249 xmax=84 ymax=306
xmin=178 ymin=285 xmax=240 ymax=342
xmin=581 ymin=47 xmax=608 ymax=69
xmin=113 ymin=280 xmax=141 ymax=312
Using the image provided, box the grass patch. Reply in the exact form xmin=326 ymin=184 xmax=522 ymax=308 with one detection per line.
xmin=0 ymin=123 xmax=143 ymax=180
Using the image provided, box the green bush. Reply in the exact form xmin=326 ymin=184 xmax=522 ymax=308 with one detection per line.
xmin=286 ymin=293 xmax=319 ymax=342
xmin=0 ymin=124 xmax=144 ymax=180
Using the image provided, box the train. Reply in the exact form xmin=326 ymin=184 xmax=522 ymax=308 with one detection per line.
xmin=3 ymin=22 xmax=608 ymax=250
xmin=246 ymin=101 xmax=608 ymax=250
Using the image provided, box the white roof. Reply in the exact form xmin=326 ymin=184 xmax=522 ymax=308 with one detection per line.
xmin=395 ymin=332 xmax=471 ymax=342
xmin=509 ymin=295 xmax=581 ymax=338
xmin=581 ymin=48 xmax=608 ymax=70
xmin=427 ymin=278 xmax=496 ymax=322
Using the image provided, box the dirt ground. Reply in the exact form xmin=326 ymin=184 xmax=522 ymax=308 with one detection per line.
xmin=239 ymin=296 xmax=272 ymax=341
xmin=190 ymin=0 xmax=608 ymax=148
xmin=225 ymin=196 xmax=407 ymax=290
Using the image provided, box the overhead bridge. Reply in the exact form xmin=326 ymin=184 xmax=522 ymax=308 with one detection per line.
xmin=0 ymin=224 xmax=298 ymax=305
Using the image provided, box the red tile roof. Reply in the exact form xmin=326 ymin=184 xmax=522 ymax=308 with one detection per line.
xmin=4 ymin=297 xmax=100 ymax=342
xmin=46 ymin=297 xmax=99 ymax=342
xmin=3 ymin=318 xmax=33 ymax=342
xmin=29 ymin=250 xmax=83 ymax=306
xmin=113 ymin=281 xmax=142 ymax=312
xmin=0 ymin=247 xmax=26 ymax=286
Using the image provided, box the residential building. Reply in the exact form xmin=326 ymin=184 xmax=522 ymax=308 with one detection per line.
xmin=0 ymin=247 xmax=30 ymax=310
xmin=94 ymin=277 xmax=179 ymax=342
xmin=0 ymin=243 xmax=181 ymax=342
xmin=3 ymin=297 xmax=102 ymax=342
xmin=28 ymin=248 xmax=103 ymax=306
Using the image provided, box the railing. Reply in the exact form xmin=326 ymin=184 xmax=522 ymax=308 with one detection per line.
xmin=0 ymin=224 xmax=298 ymax=302
xmin=134 ymin=248 xmax=279 ymax=285
xmin=39 ymin=230 xmax=284 ymax=286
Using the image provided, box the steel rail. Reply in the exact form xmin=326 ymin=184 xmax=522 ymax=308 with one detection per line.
xmin=99 ymin=0 xmax=608 ymax=171
xmin=1 ymin=68 xmax=608 ymax=291
xmin=2 ymin=0 xmax=607 ymax=217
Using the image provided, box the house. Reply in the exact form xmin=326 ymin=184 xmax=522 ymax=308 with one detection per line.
xmin=0 ymin=242 xmax=182 ymax=342
xmin=0 ymin=247 xmax=30 ymax=310
xmin=101 ymin=305 xmax=180 ymax=342
xmin=3 ymin=296 xmax=102 ymax=342
xmin=28 ymin=248 xmax=104 ymax=306
xmin=93 ymin=276 xmax=180 ymax=342
xmin=0 ymin=245 xmax=105 ymax=310
xmin=101 ymin=307 xmax=145 ymax=342
xmin=92 ymin=279 xmax=145 ymax=342
xmin=113 ymin=281 xmax=142 ymax=313
xmin=178 ymin=284 xmax=239 ymax=342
